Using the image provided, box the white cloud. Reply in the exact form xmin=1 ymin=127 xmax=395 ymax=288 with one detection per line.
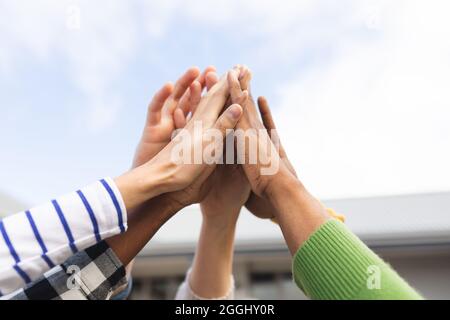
xmin=0 ymin=0 xmax=139 ymax=131
xmin=1 ymin=0 xmax=450 ymax=199
xmin=86 ymin=97 xmax=120 ymax=132
xmin=274 ymin=0 xmax=450 ymax=198
xmin=63 ymin=1 xmax=138 ymax=132
xmin=0 ymin=0 xmax=361 ymax=131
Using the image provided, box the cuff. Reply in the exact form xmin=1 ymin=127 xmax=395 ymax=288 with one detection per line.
xmin=92 ymin=177 xmax=128 ymax=237
xmin=110 ymin=276 xmax=133 ymax=300
xmin=63 ymin=241 xmax=128 ymax=300
xmin=292 ymin=220 xmax=422 ymax=300
xmin=175 ymin=268 xmax=235 ymax=300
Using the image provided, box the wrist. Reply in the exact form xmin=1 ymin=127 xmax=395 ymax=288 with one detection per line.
xmin=159 ymin=194 xmax=185 ymax=216
xmin=201 ymin=210 xmax=240 ymax=232
xmin=265 ymin=167 xmax=327 ymax=221
xmin=190 ymin=215 xmax=237 ymax=299
xmin=201 ymin=200 xmax=242 ymax=218
xmin=114 ymin=162 xmax=170 ymax=212
xmin=265 ymin=166 xmax=302 ymax=202
xmin=106 ymin=194 xmax=181 ymax=266
xmin=264 ymin=171 xmax=330 ymax=254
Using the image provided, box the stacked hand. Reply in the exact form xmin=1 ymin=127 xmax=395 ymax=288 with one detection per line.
xmin=117 ymin=64 xmax=309 ymax=235
xmin=109 ymin=64 xmax=332 ymax=300
xmin=4 ymin=62 xmax=415 ymax=302
xmin=115 ymin=67 xmax=245 ymax=210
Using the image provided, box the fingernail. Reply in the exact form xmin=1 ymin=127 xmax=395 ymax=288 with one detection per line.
xmin=239 ymin=68 xmax=246 ymax=80
xmin=228 ymin=105 xmax=242 ymax=120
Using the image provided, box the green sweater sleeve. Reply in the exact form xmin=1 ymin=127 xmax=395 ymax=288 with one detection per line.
xmin=292 ymin=219 xmax=423 ymax=300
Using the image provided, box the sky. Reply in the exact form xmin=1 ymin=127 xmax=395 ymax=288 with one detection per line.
xmin=1 ymin=0 xmax=450 ymax=212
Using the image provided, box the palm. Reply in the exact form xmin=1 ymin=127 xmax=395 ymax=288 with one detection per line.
xmin=200 ymin=164 xmax=251 ymax=219
xmin=133 ymin=67 xmax=215 ymax=168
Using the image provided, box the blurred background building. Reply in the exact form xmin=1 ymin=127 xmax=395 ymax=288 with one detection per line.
xmin=1 ymin=190 xmax=448 ymax=299
xmin=0 ymin=192 xmax=26 ymax=218
xmin=130 ymin=192 xmax=450 ymax=300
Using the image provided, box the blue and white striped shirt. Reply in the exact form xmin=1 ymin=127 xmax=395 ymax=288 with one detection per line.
xmin=0 ymin=177 xmax=127 ymax=296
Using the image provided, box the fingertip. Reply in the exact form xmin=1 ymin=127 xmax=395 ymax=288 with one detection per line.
xmin=227 ymin=69 xmax=238 ymax=82
xmin=257 ymin=96 xmax=267 ymax=107
xmin=227 ymin=70 xmax=233 ymax=81
xmin=174 ymin=108 xmax=186 ymax=129
xmin=190 ymin=80 xmax=201 ymax=91
xmin=205 ymin=65 xmax=216 ymax=73
xmin=198 ymin=66 xmax=216 ymax=88
xmin=239 ymin=66 xmax=247 ymax=80
xmin=184 ymin=67 xmax=200 ymax=82
xmin=190 ymin=80 xmax=202 ymax=103
xmin=227 ymin=104 xmax=243 ymax=120
xmin=163 ymin=82 xmax=174 ymax=92
xmin=150 ymin=82 xmax=173 ymax=109
xmin=188 ymin=66 xmax=201 ymax=75
xmin=174 ymin=107 xmax=184 ymax=116
xmin=205 ymin=72 xmax=219 ymax=88
xmin=206 ymin=71 xmax=218 ymax=79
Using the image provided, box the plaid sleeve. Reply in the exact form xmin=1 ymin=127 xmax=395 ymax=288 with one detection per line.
xmin=0 ymin=177 xmax=128 ymax=295
xmin=2 ymin=241 xmax=128 ymax=300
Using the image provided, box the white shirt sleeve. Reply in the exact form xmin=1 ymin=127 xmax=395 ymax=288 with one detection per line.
xmin=0 ymin=177 xmax=127 ymax=296
xmin=175 ymin=268 xmax=235 ymax=300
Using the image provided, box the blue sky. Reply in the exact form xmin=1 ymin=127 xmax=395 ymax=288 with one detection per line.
xmin=1 ymin=0 xmax=450 ymax=209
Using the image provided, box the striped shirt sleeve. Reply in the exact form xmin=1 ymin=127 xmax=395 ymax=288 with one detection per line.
xmin=0 ymin=177 xmax=127 ymax=296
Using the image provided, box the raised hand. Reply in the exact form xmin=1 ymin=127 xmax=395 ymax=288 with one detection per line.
xmin=133 ymin=66 xmax=216 ymax=167
xmin=160 ymin=69 xmax=247 ymax=208
xmin=145 ymin=69 xmax=244 ymax=196
xmin=107 ymin=67 xmax=225 ymax=268
xmin=115 ymin=69 xmax=244 ymax=211
xmin=241 ymin=86 xmax=344 ymax=223
xmin=245 ymin=96 xmax=298 ymax=219
xmin=228 ymin=67 xmax=288 ymax=198
xmin=198 ymin=66 xmax=252 ymax=219
xmin=185 ymin=67 xmax=252 ymax=300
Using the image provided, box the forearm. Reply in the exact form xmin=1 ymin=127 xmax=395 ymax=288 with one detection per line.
xmin=266 ymin=170 xmax=421 ymax=299
xmin=113 ymin=162 xmax=169 ymax=213
xmin=189 ymin=211 xmax=238 ymax=299
xmin=266 ymin=169 xmax=330 ymax=255
xmin=106 ymin=196 xmax=181 ymax=266
xmin=108 ymin=161 xmax=181 ymax=266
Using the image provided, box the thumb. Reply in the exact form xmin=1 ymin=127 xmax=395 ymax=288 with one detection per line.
xmin=213 ymin=104 xmax=243 ymax=136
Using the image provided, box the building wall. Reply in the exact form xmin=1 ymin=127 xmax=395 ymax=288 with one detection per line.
xmin=130 ymin=193 xmax=450 ymax=300
xmin=129 ymin=244 xmax=450 ymax=300
xmin=0 ymin=192 xmax=26 ymax=217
